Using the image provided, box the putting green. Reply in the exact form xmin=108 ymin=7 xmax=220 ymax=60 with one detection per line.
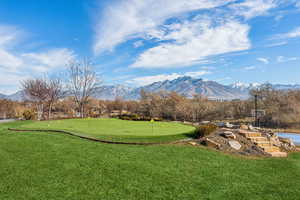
xmin=20 ymin=118 xmax=196 ymax=142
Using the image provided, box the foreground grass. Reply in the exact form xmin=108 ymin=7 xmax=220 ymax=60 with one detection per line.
xmin=1 ymin=121 xmax=300 ymax=200
xmin=19 ymin=118 xmax=196 ymax=143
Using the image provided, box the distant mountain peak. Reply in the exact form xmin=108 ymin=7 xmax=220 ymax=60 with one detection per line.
xmin=1 ymin=77 xmax=300 ymax=101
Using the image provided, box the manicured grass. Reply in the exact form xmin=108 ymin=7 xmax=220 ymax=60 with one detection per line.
xmin=19 ymin=118 xmax=196 ymax=143
xmin=0 ymin=121 xmax=300 ymax=200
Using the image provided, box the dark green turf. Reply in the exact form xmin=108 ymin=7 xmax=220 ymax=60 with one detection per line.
xmin=0 ymin=121 xmax=300 ymax=200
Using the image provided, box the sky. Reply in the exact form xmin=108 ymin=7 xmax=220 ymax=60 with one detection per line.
xmin=0 ymin=0 xmax=300 ymax=94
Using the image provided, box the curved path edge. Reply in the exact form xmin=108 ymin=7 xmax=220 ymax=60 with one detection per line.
xmin=8 ymin=128 xmax=185 ymax=145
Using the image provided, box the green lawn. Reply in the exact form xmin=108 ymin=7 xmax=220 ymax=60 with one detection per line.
xmin=18 ymin=118 xmax=196 ymax=143
xmin=0 ymin=121 xmax=300 ymax=200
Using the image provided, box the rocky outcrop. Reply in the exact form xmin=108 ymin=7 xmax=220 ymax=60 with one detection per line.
xmin=200 ymin=126 xmax=296 ymax=157
xmin=238 ymin=129 xmax=295 ymax=157
xmin=221 ymin=131 xmax=236 ymax=139
xmin=205 ymin=138 xmax=221 ymax=149
xmin=278 ymin=137 xmax=296 ymax=151
xmin=228 ymin=140 xmax=241 ymax=150
xmin=200 ymin=129 xmax=269 ymax=157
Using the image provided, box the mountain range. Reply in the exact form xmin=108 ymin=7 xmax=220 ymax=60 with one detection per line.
xmin=1 ymin=76 xmax=300 ymax=101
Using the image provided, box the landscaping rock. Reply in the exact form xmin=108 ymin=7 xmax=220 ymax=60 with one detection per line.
xmin=240 ymin=124 xmax=249 ymax=130
xmin=279 ymin=137 xmax=296 ymax=151
xmin=188 ymin=141 xmax=198 ymax=146
xmin=200 ymin=121 xmax=210 ymax=125
xmin=248 ymin=125 xmax=256 ymax=131
xmin=205 ymin=138 xmax=221 ymax=149
xmin=269 ymin=152 xmax=288 ymax=157
xmin=269 ymin=135 xmax=281 ymax=147
xmin=222 ymin=131 xmax=236 ymax=139
xmin=228 ymin=140 xmax=242 ymax=150
xmin=225 ymin=122 xmax=234 ymax=128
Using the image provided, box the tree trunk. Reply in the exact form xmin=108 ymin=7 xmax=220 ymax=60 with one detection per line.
xmin=37 ymin=104 xmax=43 ymax=121
xmin=48 ymin=103 xmax=52 ymax=120
xmin=80 ymin=104 xmax=85 ymax=118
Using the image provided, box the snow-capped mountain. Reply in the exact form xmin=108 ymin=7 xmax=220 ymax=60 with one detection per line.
xmin=126 ymin=76 xmax=248 ymax=100
xmin=0 ymin=91 xmax=25 ymax=101
xmin=1 ymin=77 xmax=300 ymax=101
xmin=93 ymin=85 xmax=134 ymax=100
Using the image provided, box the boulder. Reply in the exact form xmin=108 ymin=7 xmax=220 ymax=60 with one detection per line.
xmin=229 ymin=140 xmax=242 ymax=150
xmin=205 ymin=138 xmax=221 ymax=149
xmin=279 ymin=137 xmax=294 ymax=145
xmin=248 ymin=125 xmax=257 ymax=131
xmin=200 ymin=121 xmax=210 ymax=125
xmin=269 ymin=152 xmax=288 ymax=157
xmin=188 ymin=141 xmax=198 ymax=146
xmin=240 ymin=124 xmax=249 ymax=130
xmin=225 ymin=122 xmax=234 ymax=128
xmin=269 ymin=136 xmax=281 ymax=147
xmin=279 ymin=137 xmax=296 ymax=151
xmin=222 ymin=131 xmax=236 ymax=139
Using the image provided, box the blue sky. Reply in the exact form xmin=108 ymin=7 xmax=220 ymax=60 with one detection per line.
xmin=0 ymin=0 xmax=300 ymax=94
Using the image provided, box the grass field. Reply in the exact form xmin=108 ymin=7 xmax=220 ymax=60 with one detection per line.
xmin=1 ymin=120 xmax=300 ymax=200
xmin=18 ymin=118 xmax=196 ymax=143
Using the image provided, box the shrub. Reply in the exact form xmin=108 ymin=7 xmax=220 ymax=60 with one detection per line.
xmin=195 ymin=124 xmax=217 ymax=139
xmin=22 ymin=110 xmax=35 ymax=120
xmin=118 ymin=114 xmax=163 ymax=122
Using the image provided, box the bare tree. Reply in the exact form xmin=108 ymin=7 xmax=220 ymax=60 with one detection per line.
xmin=21 ymin=78 xmax=49 ymax=120
xmin=46 ymin=77 xmax=64 ymax=119
xmin=67 ymin=59 xmax=101 ymax=118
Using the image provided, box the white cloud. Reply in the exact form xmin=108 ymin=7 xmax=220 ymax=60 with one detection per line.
xmin=230 ymin=0 xmax=277 ymax=19
xmin=244 ymin=66 xmax=256 ymax=70
xmin=0 ymin=25 xmax=22 ymax=47
xmin=93 ymin=0 xmax=234 ymax=54
xmin=277 ymin=56 xmax=298 ymax=63
xmin=284 ymin=27 xmax=300 ymax=38
xmin=131 ymin=19 xmax=250 ymax=68
xmin=257 ymin=57 xmax=269 ymax=64
xmin=133 ymin=40 xmax=144 ymax=48
xmin=0 ymin=68 xmax=31 ymax=94
xmin=0 ymin=24 xmax=76 ymax=93
xmin=265 ymin=41 xmax=288 ymax=47
xmin=274 ymin=27 xmax=300 ymax=39
xmin=22 ymin=48 xmax=75 ymax=71
xmin=184 ymin=71 xmax=210 ymax=77
xmin=274 ymin=14 xmax=283 ymax=21
xmin=0 ymin=49 xmax=23 ymax=72
xmin=93 ymin=0 xmax=288 ymax=69
xmin=127 ymin=70 xmax=210 ymax=86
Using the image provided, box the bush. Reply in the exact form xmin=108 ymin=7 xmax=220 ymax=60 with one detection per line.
xmin=118 ymin=114 xmax=163 ymax=122
xmin=195 ymin=124 xmax=217 ymax=139
xmin=22 ymin=110 xmax=35 ymax=120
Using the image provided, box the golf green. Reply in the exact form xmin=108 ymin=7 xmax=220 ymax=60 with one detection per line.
xmin=19 ymin=118 xmax=196 ymax=143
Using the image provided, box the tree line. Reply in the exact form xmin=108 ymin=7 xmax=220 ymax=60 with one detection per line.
xmin=1 ymin=60 xmax=299 ymax=128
